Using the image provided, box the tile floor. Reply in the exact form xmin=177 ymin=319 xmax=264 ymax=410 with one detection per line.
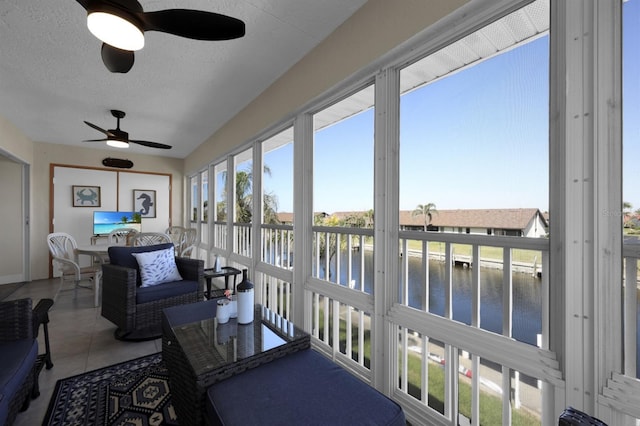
xmin=5 ymin=278 xmax=161 ymax=425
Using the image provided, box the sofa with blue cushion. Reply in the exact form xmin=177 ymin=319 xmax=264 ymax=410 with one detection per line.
xmin=0 ymin=298 xmax=51 ymax=426
xmin=206 ymin=348 xmax=406 ymax=426
xmin=101 ymin=242 xmax=204 ymax=340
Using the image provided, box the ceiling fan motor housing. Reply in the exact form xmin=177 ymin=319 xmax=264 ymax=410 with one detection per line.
xmin=103 ymin=157 xmax=134 ymax=168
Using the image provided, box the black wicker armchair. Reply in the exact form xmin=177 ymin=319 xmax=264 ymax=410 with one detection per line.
xmin=0 ymin=298 xmax=53 ymax=425
xmin=101 ymin=243 xmax=204 ymax=340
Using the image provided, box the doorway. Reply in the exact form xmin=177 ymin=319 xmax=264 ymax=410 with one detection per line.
xmin=0 ymin=151 xmax=29 ymax=284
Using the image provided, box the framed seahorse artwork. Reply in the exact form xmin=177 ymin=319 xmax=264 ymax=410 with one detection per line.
xmin=133 ymin=189 xmax=156 ymax=218
xmin=72 ymin=185 xmax=101 ymax=207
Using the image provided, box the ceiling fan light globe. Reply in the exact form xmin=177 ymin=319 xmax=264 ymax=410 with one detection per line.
xmin=87 ymin=12 xmax=144 ymax=51
xmin=106 ymin=139 xmax=129 ymax=148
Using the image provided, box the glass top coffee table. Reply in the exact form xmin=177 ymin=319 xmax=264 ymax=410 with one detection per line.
xmin=162 ymin=300 xmax=310 ymax=426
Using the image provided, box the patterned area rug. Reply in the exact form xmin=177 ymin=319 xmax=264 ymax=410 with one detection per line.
xmin=43 ymin=353 xmax=178 ymax=425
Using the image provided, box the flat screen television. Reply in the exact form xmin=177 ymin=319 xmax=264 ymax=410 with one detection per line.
xmin=93 ymin=211 xmax=142 ymax=236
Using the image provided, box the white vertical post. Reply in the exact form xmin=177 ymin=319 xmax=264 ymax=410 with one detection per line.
xmin=550 ymin=0 xmax=622 ymax=420
xmin=471 ymin=244 xmax=480 ymax=425
xmin=225 ymin=156 xmax=234 ymax=259
xmin=624 ymin=257 xmax=637 ymax=377
xmin=293 ymin=113 xmax=314 ymax=330
xmin=373 ymin=68 xmax=400 ymax=395
xmin=423 ymin=240 xmax=430 ymax=311
xmin=252 ymin=142 xmax=262 ymax=298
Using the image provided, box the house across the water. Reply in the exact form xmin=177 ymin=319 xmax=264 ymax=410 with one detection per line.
xmin=283 ymin=207 xmax=549 ymax=238
xmin=400 ymin=208 xmax=549 ymax=238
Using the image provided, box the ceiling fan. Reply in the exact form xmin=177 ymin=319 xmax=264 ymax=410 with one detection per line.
xmin=75 ymin=0 xmax=246 ymax=73
xmin=83 ymin=109 xmax=172 ymax=149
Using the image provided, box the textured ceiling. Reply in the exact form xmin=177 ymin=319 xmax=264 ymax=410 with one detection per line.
xmin=0 ymin=0 xmax=367 ymax=158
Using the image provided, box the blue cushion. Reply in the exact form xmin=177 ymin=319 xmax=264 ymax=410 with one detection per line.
xmin=206 ymin=349 xmax=405 ymax=426
xmin=108 ymin=243 xmax=174 ymax=286
xmin=0 ymin=339 xmax=38 ymax=425
xmin=135 ymin=279 xmax=199 ymax=304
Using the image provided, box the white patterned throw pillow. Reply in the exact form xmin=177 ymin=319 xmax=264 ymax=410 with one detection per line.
xmin=132 ymin=246 xmax=183 ymax=287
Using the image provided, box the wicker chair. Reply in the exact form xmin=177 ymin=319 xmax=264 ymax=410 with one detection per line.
xmin=165 ymin=226 xmax=186 ymax=248
xmin=108 ymin=228 xmax=138 ymax=246
xmin=101 ymin=243 xmax=204 ymax=340
xmin=180 ymin=228 xmax=198 ymax=257
xmin=0 ymin=298 xmax=54 ymax=425
xmin=133 ymin=232 xmax=172 ymax=246
xmin=47 ymin=232 xmax=102 ymax=307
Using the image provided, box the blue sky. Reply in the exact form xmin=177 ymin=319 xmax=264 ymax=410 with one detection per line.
xmin=260 ymin=1 xmax=639 ymax=215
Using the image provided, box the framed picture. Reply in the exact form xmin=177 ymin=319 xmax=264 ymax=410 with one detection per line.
xmin=133 ymin=189 xmax=156 ymax=218
xmin=72 ymin=185 xmax=101 ymax=207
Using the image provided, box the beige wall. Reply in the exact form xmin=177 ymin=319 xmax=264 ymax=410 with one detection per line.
xmin=184 ymin=0 xmax=466 ymax=173
xmin=0 ymin=115 xmax=34 ymax=164
xmin=29 ymin=142 xmax=185 ymax=279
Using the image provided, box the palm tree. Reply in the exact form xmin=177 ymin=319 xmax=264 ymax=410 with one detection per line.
xmin=364 ymin=209 xmax=374 ymax=228
xmin=412 ymin=203 xmax=437 ymax=231
xmin=263 ymin=192 xmax=280 ymax=224
xmin=235 ymin=169 xmax=252 ymax=223
xmin=218 ymin=164 xmax=277 ymax=224
xmin=343 ymin=213 xmax=366 ymax=228
xmin=623 ymin=201 xmax=633 ymax=228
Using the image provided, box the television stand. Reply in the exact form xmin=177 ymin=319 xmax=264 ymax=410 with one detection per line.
xmin=90 ymin=235 xmax=108 ymax=245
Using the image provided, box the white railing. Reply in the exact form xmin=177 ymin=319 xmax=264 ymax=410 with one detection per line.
xmin=311 ymin=225 xmax=373 ymax=292
xmin=393 ymin=231 xmax=554 ymax=424
xmin=260 ymin=274 xmax=292 ymax=320
xmin=623 ymin=241 xmax=640 ymax=379
xmin=307 ymin=226 xmax=558 ymax=424
xmin=253 ymin=224 xmax=638 ymax=423
xmin=586 ymin=242 xmax=640 ymax=420
xmin=213 ymin=222 xmax=226 ymax=250
xmin=261 ymin=223 xmax=294 ymax=268
xmin=310 ymin=293 xmax=372 ymax=371
xmin=233 ymin=222 xmax=251 ymax=256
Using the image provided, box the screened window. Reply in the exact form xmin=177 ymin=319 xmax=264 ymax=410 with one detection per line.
xmin=312 ymin=85 xmax=375 ymax=288
xmin=622 ymin=0 xmax=640 ymax=379
xmin=233 ymin=148 xmax=253 ymax=256
xmin=261 ymin=127 xmax=294 ymax=268
xmin=213 ymin=161 xmax=227 ymax=250
xmin=396 ymin=0 xmax=549 ymax=420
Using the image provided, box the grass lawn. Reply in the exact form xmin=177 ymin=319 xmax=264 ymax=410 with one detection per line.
xmin=403 ymin=351 xmax=540 ymax=425
xmin=403 ymin=240 xmax=543 ymax=265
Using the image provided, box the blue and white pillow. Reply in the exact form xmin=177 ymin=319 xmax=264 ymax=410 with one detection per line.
xmin=132 ymin=246 xmax=183 ymax=287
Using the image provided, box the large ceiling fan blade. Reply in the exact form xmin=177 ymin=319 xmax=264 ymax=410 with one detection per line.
xmin=83 ymin=138 xmax=109 ymax=142
xmin=130 ymin=139 xmax=172 ymax=149
xmin=141 ymin=9 xmax=245 ymax=40
xmin=74 ymin=0 xmax=91 ymax=10
xmin=101 ymin=43 xmax=135 ymax=73
xmin=84 ymin=120 xmax=114 ymax=137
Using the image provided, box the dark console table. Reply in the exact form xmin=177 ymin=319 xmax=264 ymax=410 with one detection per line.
xmin=203 ymin=266 xmax=241 ymax=299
